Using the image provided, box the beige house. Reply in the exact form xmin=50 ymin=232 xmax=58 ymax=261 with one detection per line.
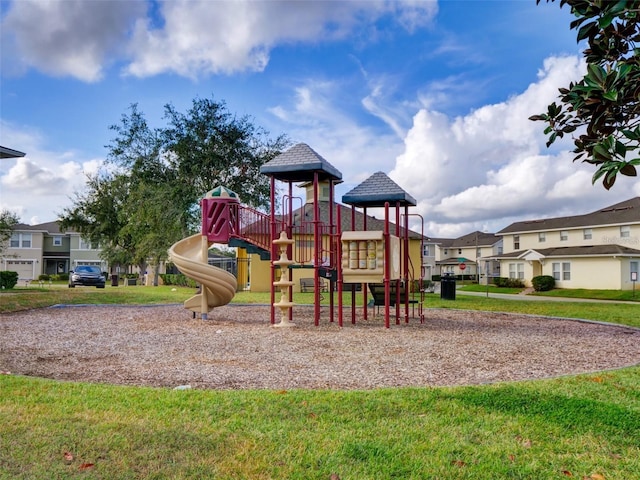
xmin=2 ymin=221 xmax=105 ymax=282
xmin=493 ymin=197 xmax=640 ymax=290
xmin=430 ymin=232 xmax=503 ymax=281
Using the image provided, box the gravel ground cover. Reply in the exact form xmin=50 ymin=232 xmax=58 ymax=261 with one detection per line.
xmin=1 ymin=304 xmax=639 ymax=390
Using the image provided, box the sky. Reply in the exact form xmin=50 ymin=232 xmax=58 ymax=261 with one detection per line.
xmin=1 ymin=0 xmax=639 ymax=238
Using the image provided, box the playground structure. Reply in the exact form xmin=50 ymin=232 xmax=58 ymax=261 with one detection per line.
xmin=168 ymin=143 xmax=425 ymax=328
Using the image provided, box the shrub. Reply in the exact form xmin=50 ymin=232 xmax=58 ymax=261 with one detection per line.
xmin=493 ymin=276 xmax=525 ymax=288
xmin=0 ymin=271 xmax=19 ymax=290
xmin=159 ymin=274 xmax=197 ymax=288
xmin=532 ymin=275 xmax=555 ymax=291
xmin=38 ymin=274 xmax=51 ymax=281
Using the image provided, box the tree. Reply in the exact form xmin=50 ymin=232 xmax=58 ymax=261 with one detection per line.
xmin=60 ymin=97 xmax=289 ymax=278
xmin=60 ymin=172 xmax=139 ymax=272
xmin=0 ymin=209 xmax=20 ymax=256
xmin=162 ymin=97 xmax=289 ymax=210
xmin=531 ymin=0 xmax=640 ymax=189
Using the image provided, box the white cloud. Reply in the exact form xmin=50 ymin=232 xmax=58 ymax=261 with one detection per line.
xmin=0 ymin=122 xmax=104 ymax=224
xmin=126 ymin=0 xmax=437 ymax=78
xmin=390 ymin=55 xmax=638 ymax=237
xmin=1 ymin=0 xmax=144 ymax=82
xmin=267 ymin=78 xmax=404 ymax=193
xmin=1 ymin=0 xmax=438 ymax=81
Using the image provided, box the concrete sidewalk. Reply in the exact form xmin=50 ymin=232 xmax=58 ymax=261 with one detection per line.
xmin=455 ymin=289 xmax=639 ymax=305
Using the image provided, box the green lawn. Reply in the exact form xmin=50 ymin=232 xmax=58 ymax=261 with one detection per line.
xmin=1 ymin=286 xmax=639 ymax=479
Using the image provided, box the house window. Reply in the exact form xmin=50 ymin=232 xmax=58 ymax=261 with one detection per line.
xmin=620 ymin=225 xmax=630 ymax=238
xmin=560 ymin=230 xmax=568 ymax=241
xmin=508 ymin=263 xmax=524 ymax=280
xmin=10 ymin=233 xmax=31 ymax=248
xmin=53 ymin=236 xmax=62 ymax=246
xmin=630 ymin=261 xmax=638 ymax=280
xmin=79 ymin=238 xmax=98 ymax=250
xmin=538 ymin=232 xmax=546 ymax=243
xmin=514 ymin=235 xmax=520 ymax=250
xmin=583 ymin=228 xmax=592 ymax=240
xmin=553 ymin=262 xmax=571 ymax=280
xmin=552 ymin=263 xmax=560 ymax=280
xmin=422 ymin=245 xmax=432 ymax=256
xmin=444 ymin=249 xmax=448 ymax=255
xmin=562 ymin=262 xmax=571 ymax=280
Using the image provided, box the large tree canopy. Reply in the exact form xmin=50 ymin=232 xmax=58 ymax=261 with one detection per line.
xmin=60 ymin=97 xmax=289 ymax=274
xmin=531 ymin=0 xmax=640 ymax=189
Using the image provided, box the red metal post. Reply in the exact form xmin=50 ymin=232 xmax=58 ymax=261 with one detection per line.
xmin=351 ymin=205 xmax=356 ymax=324
xmin=395 ymin=202 xmax=401 ymax=325
xmin=269 ymin=176 xmax=276 ymax=325
xmin=329 ymin=180 xmax=335 ymax=323
xmin=363 ymin=206 xmax=368 ymax=321
xmin=404 ymin=204 xmax=410 ymax=323
xmin=313 ymin=172 xmax=320 ymax=326
xmin=337 ymin=204 xmax=343 ymax=327
xmin=384 ymin=202 xmax=390 ymax=328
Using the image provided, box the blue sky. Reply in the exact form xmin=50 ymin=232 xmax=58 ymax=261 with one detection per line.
xmin=1 ymin=0 xmax=638 ymax=237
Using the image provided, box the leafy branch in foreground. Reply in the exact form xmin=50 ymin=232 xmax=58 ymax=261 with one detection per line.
xmin=531 ymin=0 xmax=640 ymax=189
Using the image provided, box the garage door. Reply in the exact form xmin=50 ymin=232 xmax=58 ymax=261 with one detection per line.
xmin=5 ymin=260 xmax=36 ymax=281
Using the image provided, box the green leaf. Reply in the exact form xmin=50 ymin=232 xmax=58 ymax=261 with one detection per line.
xmin=602 ymin=90 xmax=618 ymax=101
xmin=577 ymin=21 xmax=597 ymax=42
xmin=587 ymin=63 xmax=606 ymax=85
xmin=593 ymin=144 xmax=612 ymax=161
xmin=528 ymin=114 xmax=548 ymax=121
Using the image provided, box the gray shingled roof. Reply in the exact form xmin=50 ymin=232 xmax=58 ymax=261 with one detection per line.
xmin=260 ymin=143 xmax=342 ymax=182
xmin=13 ymin=221 xmax=66 ymax=234
xmin=342 ymin=171 xmax=416 ymax=207
xmin=497 ymin=197 xmax=640 ymax=234
xmin=449 ymin=231 xmax=500 ymax=248
xmin=492 ymin=244 xmax=640 ymax=259
xmin=0 ymin=146 xmax=26 ymax=159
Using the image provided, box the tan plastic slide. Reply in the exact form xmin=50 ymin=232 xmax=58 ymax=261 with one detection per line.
xmin=168 ymin=234 xmax=237 ymax=313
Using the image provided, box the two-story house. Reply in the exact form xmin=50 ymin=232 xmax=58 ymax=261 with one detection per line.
xmin=2 ymin=221 xmax=105 ymax=282
xmin=493 ymin=197 xmax=640 ymax=290
xmin=432 ymin=231 xmax=503 ymax=281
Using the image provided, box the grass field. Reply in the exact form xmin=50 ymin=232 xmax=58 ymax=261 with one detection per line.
xmin=1 ymin=286 xmax=639 ymax=479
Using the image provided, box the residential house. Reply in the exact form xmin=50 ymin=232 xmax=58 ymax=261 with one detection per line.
xmin=2 ymin=221 xmax=105 ymax=282
xmin=432 ymin=232 xmax=503 ymax=281
xmin=494 ymin=197 xmax=640 ymax=289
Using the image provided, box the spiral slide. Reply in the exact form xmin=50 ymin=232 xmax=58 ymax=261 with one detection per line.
xmin=168 ymin=234 xmax=238 ymax=313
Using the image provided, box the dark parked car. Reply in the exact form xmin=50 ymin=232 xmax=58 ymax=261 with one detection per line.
xmin=69 ymin=265 xmax=106 ymax=288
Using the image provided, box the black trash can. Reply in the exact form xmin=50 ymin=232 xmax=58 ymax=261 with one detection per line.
xmin=440 ymin=274 xmax=456 ymax=300
xmin=111 ymin=274 xmax=118 ymax=287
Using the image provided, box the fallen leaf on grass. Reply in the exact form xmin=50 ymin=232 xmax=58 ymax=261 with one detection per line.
xmin=78 ymin=463 xmax=94 ymax=470
xmin=451 ymin=460 xmax=467 ymax=467
xmin=276 ymin=390 xmax=288 ymax=395
xmin=63 ymin=452 xmax=74 ymax=463
xmin=508 ymin=454 xmax=516 ymax=463
xmin=562 ymin=470 xmax=573 ymax=476
xmin=589 ymin=474 xmax=605 ymax=480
